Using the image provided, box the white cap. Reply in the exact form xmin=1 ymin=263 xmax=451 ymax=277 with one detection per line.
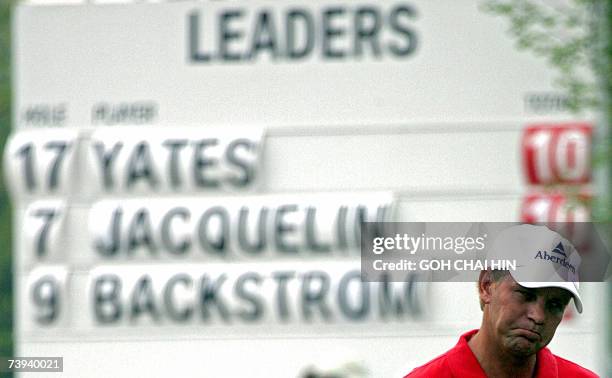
xmin=489 ymin=224 xmax=583 ymax=313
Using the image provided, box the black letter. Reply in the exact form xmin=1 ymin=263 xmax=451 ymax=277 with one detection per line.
xmin=249 ymin=10 xmax=279 ymax=60
xmin=127 ymin=142 xmax=159 ymax=189
xmin=301 ymin=271 xmax=332 ymax=321
xmin=336 ymin=205 xmax=349 ymax=252
xmin=92 ymin=142 xmax=123 ymax=190
xmin=164 ymin=274 xmax=194 ymax=322
xmin=188 ymin=11 xmax=213 ymax=62
xmin=93 ymin=274 xmax=122 ymax=324
xmin=235 ymin=272 xmax=263 ymax=322
xmin=225 ymin=138 xmax=257 ymax=187
xmin=130 ymin=275 xmax=160 ymax=322
xmin=219 ymin=9 xmax=244 ymax=61
xmin=305 ymin=207 xmax=331 ymax=253
xmin=274 ymin=205 xmax=299 ymax=254
xmin=198 ymin=206 xmax=230 ymax=255
xmin=322 ymin=7 xmax=346 ymax=59
xmin=199 ymin=274 xmax=230 ymax=322
xmin=388 ymin=5 xmax=418 ymax=57
xmin=378 ymin=273 xmax=421 ymax=318
xmin=286 ymin=9 xmax=314 ymax=59
xmin=237 ymin=206 xmax=267 ymax=254
xmin=162 ymin=139 xmax=188 ymax=188
xmin=161 ymin=207 xmax=191 ymax=255
xmin=338 ymin=270 xmax=369 ymax=320
xmin=95 ymin=207 xmax=123 ymax=257
xmin=127 ymin=209 xmax=157 ymax=255
xmin=193 ymin=139 xmax=220 ymax=188
xmin=273 ymin=271 xmax=294 ymax=321
xmin=354 ymin=205 xmax=390 ymax=247
xmin=353 ymin=7 xmax=382 ymax=58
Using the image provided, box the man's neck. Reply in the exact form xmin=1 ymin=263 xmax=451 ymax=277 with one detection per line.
xmin=468 ymin=328 xmax=538 ymax=378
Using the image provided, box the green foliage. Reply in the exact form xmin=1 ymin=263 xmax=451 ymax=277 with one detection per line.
xmin=480 ymin=0 xmax=605 ymax=112
xmin=0 ymin=0 xmax=14 ymax=365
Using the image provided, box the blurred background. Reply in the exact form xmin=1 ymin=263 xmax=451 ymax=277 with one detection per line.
xmin=0 ymin=0 xmax=610 ymax=377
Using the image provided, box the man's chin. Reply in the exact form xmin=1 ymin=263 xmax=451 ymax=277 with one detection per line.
xmin=505 ymin=336 xmax=539 ymax=357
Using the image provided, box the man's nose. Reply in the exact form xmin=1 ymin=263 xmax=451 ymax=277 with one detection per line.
xmin=527 ymin=299 xmax=546 ymax=324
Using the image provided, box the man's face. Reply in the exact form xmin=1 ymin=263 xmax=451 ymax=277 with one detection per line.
xmin=484 ymin=274 xmax=572 ymax=357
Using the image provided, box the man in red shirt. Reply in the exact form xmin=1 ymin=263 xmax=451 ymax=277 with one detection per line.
xmin=405 ymin=224 xmax=599 ymax=378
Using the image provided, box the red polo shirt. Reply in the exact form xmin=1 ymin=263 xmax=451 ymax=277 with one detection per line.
xmin=404 ymin=329 xmax=598 ymax=377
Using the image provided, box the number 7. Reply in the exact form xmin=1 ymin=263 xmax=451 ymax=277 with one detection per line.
xmin=44 ymin=141 xmax=72 ymax=190
xmin=34 ymin=208 xmax=59 ymax=258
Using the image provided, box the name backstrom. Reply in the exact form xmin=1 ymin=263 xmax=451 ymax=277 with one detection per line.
xmin=91 ymin=270 xmax=423 ymax=324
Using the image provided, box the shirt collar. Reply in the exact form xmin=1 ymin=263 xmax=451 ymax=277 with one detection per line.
xmin=534 ymin=345 xmax=558 ymax=378
xmin=446 ymin=330 xmax=487 ymax=378
xmin=447 ymin=329 xmax=558 ymax=378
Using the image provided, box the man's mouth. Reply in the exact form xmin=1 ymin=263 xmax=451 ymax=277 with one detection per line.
xmin=514 ymin=328 xmax=541 ymax=342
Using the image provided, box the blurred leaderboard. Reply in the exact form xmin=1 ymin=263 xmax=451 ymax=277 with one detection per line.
xmin=4 ymin=1 xmax=600 ymax=377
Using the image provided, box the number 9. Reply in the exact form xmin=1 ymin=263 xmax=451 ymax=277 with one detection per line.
xmin=31 ymin=276 xmax=59 ymax=324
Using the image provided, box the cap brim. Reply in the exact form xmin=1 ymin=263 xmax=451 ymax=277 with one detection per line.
xmin=510 ymin=275 xmax=583 ymax=314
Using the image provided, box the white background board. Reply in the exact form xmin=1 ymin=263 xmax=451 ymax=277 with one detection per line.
xmin=8 ymin=1 xmax=605 ymax=377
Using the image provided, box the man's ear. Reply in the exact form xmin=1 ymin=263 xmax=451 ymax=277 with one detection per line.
xmin=478 ymin=270 xmax=495 ymax=308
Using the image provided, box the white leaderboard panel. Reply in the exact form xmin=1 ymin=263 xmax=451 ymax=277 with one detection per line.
xmin=4 ymin=124 xmax=593 ymax=199
xmin=9 ymin=1 xmax=604 ymax=377
xmin=14 ymin=0 xmax=585 ymax=128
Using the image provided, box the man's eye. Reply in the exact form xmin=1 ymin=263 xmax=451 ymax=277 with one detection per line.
xmin=548 ymin=301 xmax=565 ymax=313
xmin=516 ymin=290 xmax=536 ymax=301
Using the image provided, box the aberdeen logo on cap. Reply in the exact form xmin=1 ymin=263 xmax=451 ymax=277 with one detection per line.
xmin=534 ymin=244 xmax=576 ymax=274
